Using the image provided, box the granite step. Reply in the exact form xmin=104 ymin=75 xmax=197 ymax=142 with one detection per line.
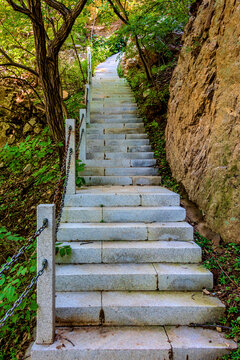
xmin=87 ymin=139 xmax=150 ymax=146
xmin=81 ymin=175 xmax=160 ymax=186
xmin=61 ymin=206 xmax=186 ymax=223
xmin=55 ymin=263 xmax=213 ymax=291
xmin=31 ymin=326 xmax=237 ymax=360
xmin=55 ymin=291 xmax=225 ymax=326
xmin=82 ymin=159 xmax=156 ymax=167
xmin=91 ymin=105 xmax=138 ymax=110
xmin=86 ymin=152 xmax=155 ymax=160
xmin=81 ymin=167 xmax=158 ymax=176
xmin=90 ymin=118 xmax=144 ymax=124
xmin=86 ymin=145 xmax=151 ymax=153
xmin=57 ymin=222 xmax=194 ymax=242
xmin=87 ymin=134 xmax=148 ymax=140
xmin=88 ymin=123 xmax=144 ymax=130
xmin=56 ymin=241 xmax=201 ymax=264
xmin=65 ymin=186 xmax=179 ymax=207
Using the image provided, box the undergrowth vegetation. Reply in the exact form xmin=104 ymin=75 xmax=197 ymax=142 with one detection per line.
xmin=0 ymin=128 xmax=60 ymax=359
xmin=195 ymin=234 xmax=240 ymax=359
xmin=123 ymin=62 xmax=180 ymax=193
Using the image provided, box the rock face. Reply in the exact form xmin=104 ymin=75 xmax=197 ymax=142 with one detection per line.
xmin=166 ymin=0 xmax=240 ymax=243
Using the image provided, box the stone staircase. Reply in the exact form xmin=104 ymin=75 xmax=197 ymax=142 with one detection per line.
xmin=31 ymin=54 xmax=237 ymax=359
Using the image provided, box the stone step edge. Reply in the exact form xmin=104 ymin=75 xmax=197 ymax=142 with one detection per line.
xmin=31 ymin=325 xmax=237 ymax=360
xmin=55 ymin=241 xmax=201 ymax=264
xmin=64 ymin=192 xmax=179 ymax=207
xmin=81 ymin=176 xmax=162 ymax=186
xmin=55 ymin=263 xmax=213 ymax=291
xmin=55 ymin=291 xmax=225 ymax=326
xmin=61 ymin=206 xmax=186 ymax=223
xmin=86 ymin=152 xmax=155 ymax=160
xmin=57 ymin=222 xmax=194 ymax=241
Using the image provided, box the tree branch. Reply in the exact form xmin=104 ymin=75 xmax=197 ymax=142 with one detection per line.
xmin=43 ymin=0 xmax=70 ymax=19
xmin=0 ymin=48 xmax=38 ymax=76
xmin=107 ymin=0 xmax=128 ymax=24
xmin=6 ymin=0 xmax=33 ymax=18
xmin=0 ymin=19 xmax=35 ymax=56
xmin=114 ymin=0 xmax=128 ymax=20
xmin=49 ymin=0 xmax=88 ymax=57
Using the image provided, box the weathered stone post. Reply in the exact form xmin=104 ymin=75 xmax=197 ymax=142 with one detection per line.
xmin=36 ymin=204 xmax=55 ymax=345
xmin=85 ymin=85 xmax=91 ymax=124
xmin=65 ymin=119 xmax=76 ymax=195
xmin=88 ymin=69 xmax=92 ymax=85
xmin=87 ymin=46 xmax=91 ymax=71
xmin=79 ymin=109 xmax=86 ymax=161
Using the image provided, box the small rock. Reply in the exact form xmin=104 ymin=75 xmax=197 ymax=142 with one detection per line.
xmin=62 ymin=90 xmax=69 ymax=100
xmin=23 ymin=123 xmax=31 ymax=134
xmin=34 ymin=126 xmax=42 ymax=134
xmin=29 ymin=117 xmax=37 ymax=126
xmin=202 ymin=288 xmax=210 ymax=295
xmin=8 ymin=135 xmax=15 ymax=144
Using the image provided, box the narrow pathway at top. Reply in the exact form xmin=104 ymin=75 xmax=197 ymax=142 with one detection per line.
xmin=82 ymin=53 xmax=162 ymax=185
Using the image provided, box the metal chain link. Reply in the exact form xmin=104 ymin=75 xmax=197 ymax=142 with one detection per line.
xmin=53 ymin=125 xmax=72 ymax=206
xmin=85 ymin=87 xmax=89 ymax=105
xmin=55 ymin=148 xmax=73 ymax=234
xmin=0 ymin=219 xmax=48 ymax=277
xmin=0 ymin=259 xmax=47 ymax=329
xmin=79 ymin=113 xmax=84 ymax=129
xmin=0 ymin=125 xmax=74 ymax=327
xmin=76 ymin=127 xmax=85 ymax=153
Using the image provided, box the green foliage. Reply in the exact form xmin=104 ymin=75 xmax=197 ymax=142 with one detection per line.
xmin=118 ymin=0 xmax=191 ymax=62
xmin=65 ymin=91 xmax=85 ymax=119
xmin=76 ymin=160 xmax=86 ymax=188
xmin=125 ymin=64 xmax=179 ymax=192
xmin=0 ymin=128 xmax=61 ymax=187
xmin=56 ymin=242 xmax=72 ymax=257
xmin=60 ymin=58 xmax=88 ymax=94
xmin=0 ymin=126 xmax=62 ymax=358
xmin=0 ymin=227 xmax=37 ymax=360
xmin=195 ymin=233 xmax=240 ymax=359
xmin=91 ymin=31 xmax=126 ymax=71
xmin=117 ymin=61 xmax=124 ymax=78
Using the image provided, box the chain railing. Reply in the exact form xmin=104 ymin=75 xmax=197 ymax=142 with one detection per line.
xmin=0 ymin=46 xmax=91 ymax=343
xmin=0 ymin=123 xmax=74 ymax=340
xmin=0 ymin=259 xmax=47 ymax=329
xmin=85 ymin=46 xmax=92 ymax=124
xmin=53 ymin=125 xmax=72 ymax=206
xmin=0 ymin=219 xmax=48 ymax=277
xmin=87 ymin=46 xmax=92 ymax=85
xmin=55 ymin=147 xmax=73 ymax=234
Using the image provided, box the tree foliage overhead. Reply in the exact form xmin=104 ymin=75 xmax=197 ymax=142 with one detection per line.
xmin=0 ymin=0 xmax=89 ymax=150
xmin=104 ymin=0 xmax=192 ymax=80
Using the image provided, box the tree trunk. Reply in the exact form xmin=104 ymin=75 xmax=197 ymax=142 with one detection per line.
xmin=135 ymin=35 xmax=153 ymax=82
xmin=41 ymin=56 xmax=65 ymax=146
xmin=30 ymin=0 xmax=65 ymax=153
